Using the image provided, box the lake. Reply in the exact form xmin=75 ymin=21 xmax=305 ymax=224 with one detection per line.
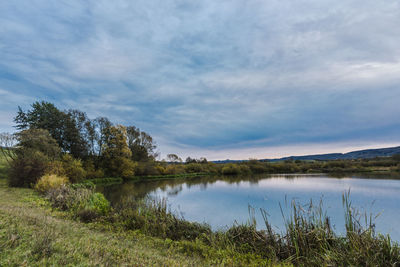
xmin=98 ymin=173 xmax=400 ymax=241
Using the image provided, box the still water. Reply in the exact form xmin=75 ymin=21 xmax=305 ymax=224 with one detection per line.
xmin=98 ymin=174 xmax=400 ymax=241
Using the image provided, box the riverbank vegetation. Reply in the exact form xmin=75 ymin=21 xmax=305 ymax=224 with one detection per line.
xmin=0 ymin=179 xmax=210 ymax=266
xmin=1 ymin=176 xmax=399 ymax=266
xmin=2 ymin=102 xmax=400 ymax=191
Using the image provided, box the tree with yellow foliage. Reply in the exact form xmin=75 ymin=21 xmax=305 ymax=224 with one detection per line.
xmin=101 ymin=125 xmax=136 ymax=178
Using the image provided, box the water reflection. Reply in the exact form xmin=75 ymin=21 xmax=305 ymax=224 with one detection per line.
xmin=98 ymin=173 xmax=400 ymax=241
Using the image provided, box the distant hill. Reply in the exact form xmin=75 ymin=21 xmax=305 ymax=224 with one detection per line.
xmin=213 ymin=146 xmax=400 ymax=163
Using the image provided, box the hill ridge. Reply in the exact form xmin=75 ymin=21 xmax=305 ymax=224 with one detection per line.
xmin=213 ymin=146 xmax=400 ymax=163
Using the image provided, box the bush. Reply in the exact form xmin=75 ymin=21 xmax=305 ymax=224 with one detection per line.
xmin=9 ymin=150 xmax=50 ymax=187
xmin=74 ymin=191 xmax=110 ymax=222
xmin=164 ymin=164 xmax=185 ymax=175
xmin=62 ymin=154 xmax=86 ymax=183
xmin=77 ymin=209 xmax=101 ymax=223
xmin=45 ymin=160 xmax=65 ymax=176
xmin=134 ymin=161 xmax=160 ymax=176
xmin=85 ymin=192 xmax=111 ymax=215
xmin=119 ymin=157 xmax=136 ymax=178
xmin=47 ymin=185 xmax=92 ymax=212
xmin=83 ymin=159 xmax=105 ymax=179
xmin=8 ymin=129 xmax=61 ymax=187
xmin=46 ymin=185 xmax=110 ymax=222
xmin=34 ymin=174 xmax=69 ymax=194
xmin=221 ymin=164 xmax=241 ymax=175
xmin=184 ymin=163 xmax=204 ymax=173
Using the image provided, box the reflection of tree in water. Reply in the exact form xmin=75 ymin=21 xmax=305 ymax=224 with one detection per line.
xmin=98 ymin=173 xmax=341 ymax=206
xmin=167 ymin=185 xmax=182 ymax=196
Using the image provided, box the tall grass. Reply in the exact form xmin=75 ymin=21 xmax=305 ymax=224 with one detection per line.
xmin=45 ymin=184 xmax=400 ymax=265
xmin=114 ymin=196 xmax=212 ymax=241
xmin=112 ymin=193 xmax=400 ymax=265
xmin=223 ymin=193 xmax=400 ymax=266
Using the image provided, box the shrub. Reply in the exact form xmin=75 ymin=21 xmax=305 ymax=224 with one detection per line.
xmin=46 ymin=185 xmax=92 ymax=211
xmin=239 ymin=164 xmax=251 ymax=174
xmin=119 ymin=157 xmax=136 ymax=178
xmin=164 ymin=164 xmax=185 ymax=175
xmin=85 ymin=192 xmax=111 ymax=215
xmin=134 ymin=161 xmax=160 ymax=176
xmin=8 ymin=129 xmax=61 ymax=187
xmin=45 ymin=160 xmax=66 ymax=176
xmin=83 ymin=159 xmax=105 ymax=179
xmin=62 ymin=154 xmax=86 ymax=183
xmin=34 ymin=174 xmax=69 ymax=194
xmin=46 ymin=185 xmax=110 ymax=222
xmin=221 ymin=164 xmax=241 ymax=175
xmin=155 ymin=165 xmax=167 ymax=175
xmin=77 ymin=209 xmax=101 ymax=223
xmin=9 ymin=150 xmax=50 ymax=187
xmin=184 ymin=163 xmax=203 ymax=173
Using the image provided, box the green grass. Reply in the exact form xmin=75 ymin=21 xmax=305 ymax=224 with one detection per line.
xmin=0 ymin=180 xmax=205 ymax=266
xmin=2 ymin=149 xmax=399 ymax=266
xmin=0 ymin=180 xmax=287 ymax=266
xmin=48 ymin=180 xmax=400 ymax=266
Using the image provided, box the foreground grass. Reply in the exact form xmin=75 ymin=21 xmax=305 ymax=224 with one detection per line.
xmin=0 ymin=180 xmax=288 ymax=266
xmin=0 ymin=180 xmax=206 ymax=266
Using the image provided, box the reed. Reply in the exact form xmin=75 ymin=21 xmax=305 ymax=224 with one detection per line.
xmin=45 ymin=183 xmax=400 ymax=266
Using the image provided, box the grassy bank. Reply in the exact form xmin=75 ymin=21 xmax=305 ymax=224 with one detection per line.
xmin=2 ymin=149 xmax=400 ymax=266
xmin=2 ymin=177 xmax=400 ymax=266
xmin=0 ymin=180 xmax=204 ymax=266
xmin=0 ymin=180 xmax=286 ymax=266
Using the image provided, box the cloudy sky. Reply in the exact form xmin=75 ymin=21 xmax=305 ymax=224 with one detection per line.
xmin=1 ymin=0 xmax=400 ymax=160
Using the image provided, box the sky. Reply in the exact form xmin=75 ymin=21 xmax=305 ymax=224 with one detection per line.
xmin=1 ymin=0 xmax=400 ymax=160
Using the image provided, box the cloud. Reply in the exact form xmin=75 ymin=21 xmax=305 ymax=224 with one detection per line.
xmin=0 ymin=0 xmax=400 ymax=159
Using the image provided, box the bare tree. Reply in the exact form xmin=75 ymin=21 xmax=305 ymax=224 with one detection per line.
xmin=0 ymin=132 xmax=17 ymax=164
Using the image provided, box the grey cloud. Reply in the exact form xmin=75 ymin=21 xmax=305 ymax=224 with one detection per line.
xmin=0 ymin=0 xmax=400 ymax=159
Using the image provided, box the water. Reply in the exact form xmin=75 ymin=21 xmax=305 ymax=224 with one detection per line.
xmin=98 ymin=173 xmax=400 ymax=241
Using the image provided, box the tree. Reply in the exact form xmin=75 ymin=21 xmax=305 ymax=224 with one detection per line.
xmin=15 ymin=101 xmax=66 ymax=143
xmin=16 ymin=128 xmax=60 ymax=160
xmin=0 ymin=132 xmax=17 ymax=164
xmin=9 ymin=129 xmax=61 ymax=187
xmin=167 ymin=154 xmax=182 ymax=163
xmin=61 ymin=154 xmax=86 ymax=183
xmin=14 ymin=101 xmax=88 ymax=159
xmin=101 ymin=125 xmax=135 ymax=178
xmin=126 ymin=126 xmax=157 ymax=162
xmin=65 ymin=109 xmax=91 ymax=158
xmin=84 ymin=118 xmax=97 ymax=156
xmin=94 ymin=117 xmax=112 ymax=157
xmin=199 ymin=157 xmax=208 ymax=164
xmin=185 ymin=157 xmax=197 ymax=164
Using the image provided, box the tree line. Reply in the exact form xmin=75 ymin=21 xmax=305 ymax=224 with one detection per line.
xmin=2 ymin=101 xmax=400 ymax=189
xmin=1 ymin=101 xmax=158 ymax=187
